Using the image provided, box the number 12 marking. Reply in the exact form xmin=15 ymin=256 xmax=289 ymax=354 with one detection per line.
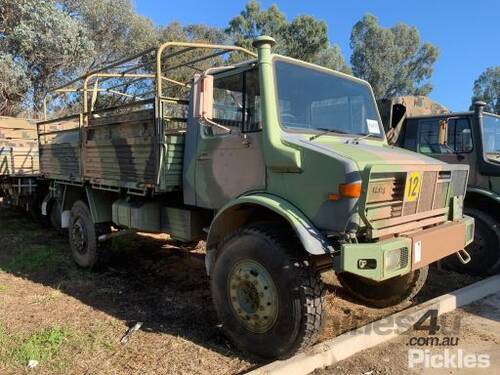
xmin=405 ymin=172 xmax=422 ymax=202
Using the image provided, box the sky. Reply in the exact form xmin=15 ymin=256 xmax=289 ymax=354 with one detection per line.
xmin=134 ymin=0 xmax=499 ymax=111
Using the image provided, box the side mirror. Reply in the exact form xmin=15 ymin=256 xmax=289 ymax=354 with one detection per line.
xmin=193 ymin=74 xmax=232 ymax=134
xmin=194 ymin=74 xmax=213 ymax=120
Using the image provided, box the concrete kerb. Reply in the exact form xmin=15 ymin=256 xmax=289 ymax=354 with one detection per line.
xmin=247 ymin=274 xmax=500 ymax=375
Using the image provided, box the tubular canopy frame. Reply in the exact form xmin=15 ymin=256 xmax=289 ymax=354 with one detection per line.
xmin=43 ymin=42 xmax=256 ymax=121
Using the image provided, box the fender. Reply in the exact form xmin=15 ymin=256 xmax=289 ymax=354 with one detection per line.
xmin=467 ymin=186 xmax=500 ymax=203
xmin=205 ymin=193 xmax=333 ymax=274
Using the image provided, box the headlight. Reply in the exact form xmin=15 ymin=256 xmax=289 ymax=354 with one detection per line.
xmin=385 ymin=247 xmax=408 ymax=273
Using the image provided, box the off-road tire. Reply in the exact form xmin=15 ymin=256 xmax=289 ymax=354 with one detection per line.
xmin=211 ymin=222 xmax=325 ymax=360
xmin=68 ymin=201 xmax=110 ymax=270
xmin=337 ymin=266 xmax=429 ymax=308
xmin=442 ymin=208 xmax=500 ymax=276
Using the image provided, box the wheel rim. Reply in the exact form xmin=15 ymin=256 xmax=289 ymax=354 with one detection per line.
xmin=227 ymin=259 xmax=279 ymax=334
xmin=72 ymin=218 xmax=88 ymax=254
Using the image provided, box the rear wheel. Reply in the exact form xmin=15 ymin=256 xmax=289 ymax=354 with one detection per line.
xmin=442 ymin=208 xmax=500 ymax=276
xmin=68 ymin=201 xmax=110 ymax=269
xmin=337 ymin=266 xmax=429 ymax=308
xmin=211 ymin=223 xmax=324 ymax=359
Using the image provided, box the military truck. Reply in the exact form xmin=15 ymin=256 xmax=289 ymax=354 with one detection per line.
xmin=0 ymin=117 xmax=42 ymax=216
xmin=0 ymin=37 xmax=474 ymax=359
xmin=378 ymin=96 xmax=500 ymax=275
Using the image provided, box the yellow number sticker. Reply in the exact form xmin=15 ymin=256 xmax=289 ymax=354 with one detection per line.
xmin=405 ymin=172 xmax=422 ymax=202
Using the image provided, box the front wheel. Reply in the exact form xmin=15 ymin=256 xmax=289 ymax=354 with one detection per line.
xmin=211 ymin=223 xmax=325 ymax=359
xmin=337 ymin=266 xmax=429 ymax=308
xmin=68 ymin=201 xmax=110 ymax=269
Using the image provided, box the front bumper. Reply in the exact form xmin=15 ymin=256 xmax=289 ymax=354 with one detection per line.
xmin=339 ymin=216 xmax=474 ymax=281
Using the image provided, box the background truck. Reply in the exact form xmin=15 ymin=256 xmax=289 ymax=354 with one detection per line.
xmin=0 ymin=36 xmax=474 ymax=359
xmin=378 ymin=96 xmax=500 ymax=275
xmin=0 ymin=116 xmax=43 ymax=219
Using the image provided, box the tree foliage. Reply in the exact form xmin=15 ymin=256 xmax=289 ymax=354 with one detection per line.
xmin=315 ymin=45 xmax=351 ymax=74
xmin=226 ymin=0 xmax=346 ymax=68
xmin=0 ymin=54 xmax=30 ymax=116
xmin=60 ymin=0 xmax=158 ymax=69
xmin=471 ymin=66 xmax=499 ymax=114
xmin=226 ymin=1 xmax=286 ymax=51
xmin=159 ymin=22 xmax=226 ymax=44
xmin=156 ymin=22 xmax=229 ymax=97
xmin=1 ymin=0 xmax=447 ymax=116
xmin=350 ymin=14 xmax=438 ymax=99
xmin=0 ymin=0 xmax=94 ymax=114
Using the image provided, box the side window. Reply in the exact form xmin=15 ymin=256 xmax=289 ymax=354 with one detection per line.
xmin=208 ymin=69 xmax=261 ymax=136
xmin=212 ymin=74 xmax=243 ymax=132
xmin=451 ymin=118 xmax=473 ymax=153
xmin=243 ymin=69 xmax=261 ymax=132
xmin=418 ymin=119 xmax=449 ymax=154
xmin=418 ymin=118 xmax=473 ymax=154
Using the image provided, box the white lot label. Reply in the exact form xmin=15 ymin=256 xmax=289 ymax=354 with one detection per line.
xmin=366 ymin=119 xmax=381 ymax=134
xmin=414 ymin=240 xmax=422 ymax=263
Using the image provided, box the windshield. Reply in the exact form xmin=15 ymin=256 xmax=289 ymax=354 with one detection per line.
xmin=482 ymin=114 xmax=500 ymax=159
xmin=274 ymin=60 xmax=383 ymax=138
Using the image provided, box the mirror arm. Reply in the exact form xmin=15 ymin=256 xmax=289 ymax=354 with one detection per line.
xmin=201 ymin=115 xmax=232 ymax=134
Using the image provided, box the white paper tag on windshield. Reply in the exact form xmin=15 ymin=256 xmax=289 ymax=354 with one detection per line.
xmin=366 ymin=119 xmax=381 ymax=134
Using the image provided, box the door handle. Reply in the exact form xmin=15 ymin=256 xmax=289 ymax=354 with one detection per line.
xmin=457 ymin=154 xmax=465 ymax=161
xmin=198 ymin=153 xmax=210 ymax=160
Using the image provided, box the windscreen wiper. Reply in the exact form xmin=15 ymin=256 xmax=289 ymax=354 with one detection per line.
xmin=352 ymin=132 xmax=378 ymax=142
xmin=309 ymin=128 xmax=347 ymax=141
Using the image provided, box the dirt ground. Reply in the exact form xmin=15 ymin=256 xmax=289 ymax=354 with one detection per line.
xmin=0 ymin=205 xmax=481 ymax=374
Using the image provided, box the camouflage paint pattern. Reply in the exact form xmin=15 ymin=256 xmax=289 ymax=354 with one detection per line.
xmin=32 ymin=38 xmax=473 ymax=281
xmin=0 ymin=117 xmax=39 ymax=176
xmin=38 ymin=115 xmax=81 ymax=182
xmin=202 ymin=38 xmax=472 ymax=280
xmin=377 ymin=96 xmax=449 ymax=144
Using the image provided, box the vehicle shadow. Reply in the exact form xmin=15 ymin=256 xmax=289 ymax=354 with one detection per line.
xmin=0 ymin=205 xmax=488 ymax=369
xmin=0 ymin=206 xmax=262 ymax=365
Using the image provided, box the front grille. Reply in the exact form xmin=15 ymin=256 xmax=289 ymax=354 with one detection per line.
xmin=416 ymin=171 xmax=437 ymax=212
xmin=450 ymin=170 xmax=467 ymax=197
xmin=365 ymin=167 xmax=468 ymax=234
xmin=400 ymin=247 xmax=409 ymax=268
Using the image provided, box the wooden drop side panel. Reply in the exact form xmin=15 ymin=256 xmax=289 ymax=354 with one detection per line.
xmin=38 ymin=118 xmax=81 ymax=181
xmin=84 ymin=110 xmax=157 ymax=190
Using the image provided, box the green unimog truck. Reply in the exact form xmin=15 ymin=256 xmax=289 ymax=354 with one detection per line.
xmin=1 ymin=37 xmax=474 ymax=359
xmin=378 ymin=96 xmax=500 ymax=275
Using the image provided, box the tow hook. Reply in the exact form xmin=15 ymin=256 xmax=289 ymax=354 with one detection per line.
xmin=456 ymin=248 xmax=471 ymax=264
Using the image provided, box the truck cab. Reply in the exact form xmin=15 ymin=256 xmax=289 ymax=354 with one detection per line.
xmin=378 ymin=96 xmax=500 ymax=275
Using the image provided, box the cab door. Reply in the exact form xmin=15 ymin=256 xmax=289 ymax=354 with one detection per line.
xmin=417 ymin=117 xmax=477 ymax=184
xmin=194 ymin=68 xmax=265 ymax=209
